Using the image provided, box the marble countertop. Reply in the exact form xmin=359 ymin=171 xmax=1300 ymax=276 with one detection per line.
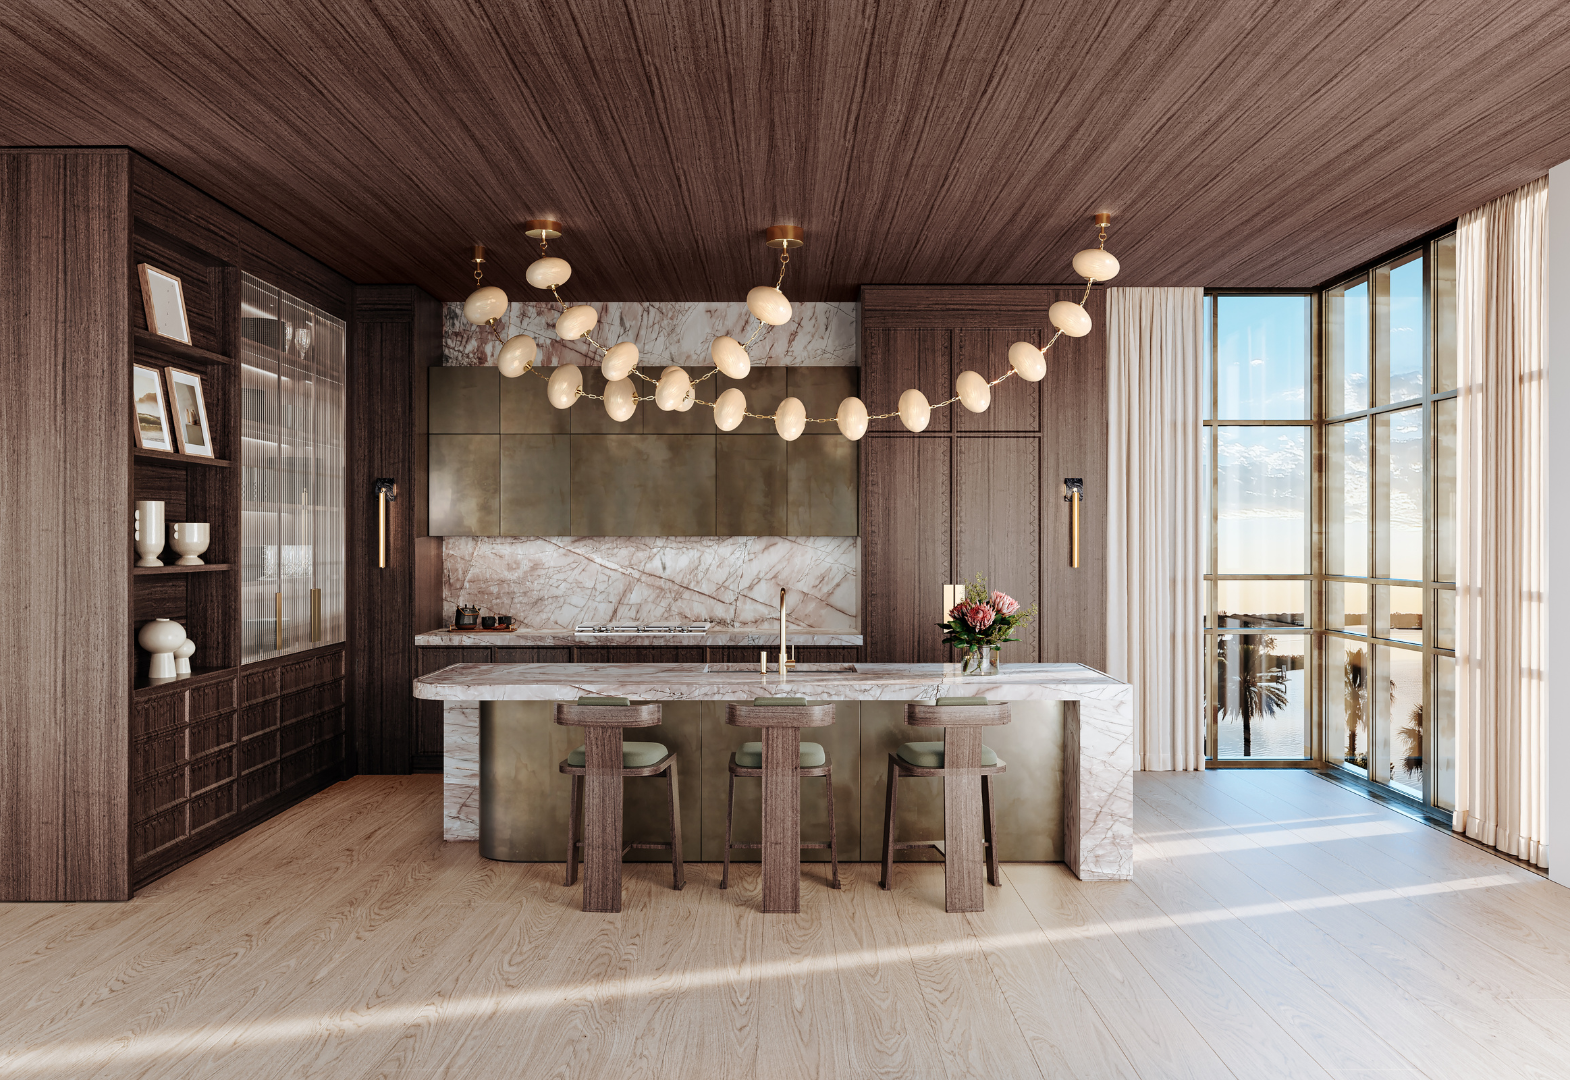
xmin=415 ymin=629 xmax=863 ymax=647
xmin=412 ymin=661 xmax=1126 ymax=702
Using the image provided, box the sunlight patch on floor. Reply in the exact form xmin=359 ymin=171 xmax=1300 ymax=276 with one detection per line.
xmin=0 ymin=871 xmax=1524 ymax=1074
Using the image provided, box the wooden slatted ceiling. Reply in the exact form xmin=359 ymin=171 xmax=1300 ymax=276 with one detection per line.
xmin=1 ymin=0 xmax=1567 ymax=300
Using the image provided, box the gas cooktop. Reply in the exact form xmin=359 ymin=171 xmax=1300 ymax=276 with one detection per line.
xmin=573 ymin=623 xmax=712 ymax=635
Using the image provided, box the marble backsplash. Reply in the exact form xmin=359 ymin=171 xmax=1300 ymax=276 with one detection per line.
xmin=444 ymin=301 xmax=856 ymax=369
xmin=442 ymin=535 xmax=858 ymax=630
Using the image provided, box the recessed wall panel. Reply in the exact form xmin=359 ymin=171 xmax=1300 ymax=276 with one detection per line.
xmin=571 ymin=434 xmax=716 ymax=536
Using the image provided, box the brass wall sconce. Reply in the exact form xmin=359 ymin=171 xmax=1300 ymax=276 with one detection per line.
xmin=374 ymin=478 xmax=397 ymax=568
xmin=1064 ymin=479 xmax=1085 ymax=568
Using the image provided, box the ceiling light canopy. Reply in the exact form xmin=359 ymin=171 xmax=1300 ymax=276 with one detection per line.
xmin=458 ymin=213 xmax=1118 ymax=437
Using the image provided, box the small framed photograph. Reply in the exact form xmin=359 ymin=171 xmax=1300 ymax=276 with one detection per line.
xmin=132 ymin=363 xmax=175 ymax=452
xmin=163 ymin=367 xmax=214 ymax=457
xmin=137 ymin=263 xmax=191 ymax=344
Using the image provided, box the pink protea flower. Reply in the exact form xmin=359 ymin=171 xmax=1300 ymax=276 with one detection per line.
xmin=948 ymin=603 xmax=970 ymax=621
xmin=991 ymin=591 xmax=1020 ymax=616
xmin=964 ymin=603 xmax=996 ymax=631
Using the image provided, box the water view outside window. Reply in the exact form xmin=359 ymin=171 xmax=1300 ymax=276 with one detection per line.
xmin=1204 ymin=294 xmax=1312 ymax=760
xmin=1319 ymin=236 xmax=1457 ymax=806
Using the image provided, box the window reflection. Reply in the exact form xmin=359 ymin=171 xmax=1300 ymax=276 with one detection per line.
xmin=1213 ymin=633 xmax=1308 ymax=759
xmin=1325 ymin=278 xmax=1369 ymax=415
xmin=1325 ymin=581 xmax=1368 ymax=635
xmin=1375 ymin=585 xmax=1423 ymax=644
xmin=1216 ymin=295 xmax=1310 ymax=420
xmin=1217 ymin=427 xmax=1307 ymax=574
xmin=1375 ymin=407 xmax=1423 ymax=581
xmin=1216 ymin=580 xmax=1306 ymax=628
xmin=1376 ymin=252 xmax=1424 ymax=406
xmin=1327 ymin=636 xmax=1369 ymax=774
xmin=1324 ymin=419 xmax=1368 ymax=577
xmin=1378 ymin=645 xmax=1424 ymax=797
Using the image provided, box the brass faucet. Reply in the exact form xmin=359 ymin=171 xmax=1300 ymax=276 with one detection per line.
xmin=760 ymin=588 xmax=798 ymax=680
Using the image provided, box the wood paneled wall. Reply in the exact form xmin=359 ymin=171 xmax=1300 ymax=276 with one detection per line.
xmin=859 ymin=285 xmax=1107 ymax=669
xmin=349 ymin=286 xmax=444 ymax=773
xmin=0 ymin=150 xmax=131 ymax=901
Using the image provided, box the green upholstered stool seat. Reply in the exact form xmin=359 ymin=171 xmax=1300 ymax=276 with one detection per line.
xmin=935 ymin=697 xmax=990 ymax=706
xmin=735 ymin=741 xmax=826 ymax=768
xmin=567 ymin=741 xmax=669 ymax=768
xmin=753 ymin=696 xmax=808 ymax=706
xmin=897 ymin=741 xmax=998 ymax=768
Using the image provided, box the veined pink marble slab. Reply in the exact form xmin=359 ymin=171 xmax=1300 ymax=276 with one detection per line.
xmin=442 ymin=535 xmax=858 ymax=631
xmin=444 ymin=301 xmax=856 ymax=369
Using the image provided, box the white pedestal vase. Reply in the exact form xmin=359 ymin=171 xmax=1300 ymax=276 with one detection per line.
xmin=139 ymin=618 xmax=186 ymax=682
xmin=134 ymin=500 xmax=165 ymax=567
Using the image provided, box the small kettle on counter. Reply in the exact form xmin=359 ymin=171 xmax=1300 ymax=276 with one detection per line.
xmin=455 ymin=605 xmax=480 ymax=629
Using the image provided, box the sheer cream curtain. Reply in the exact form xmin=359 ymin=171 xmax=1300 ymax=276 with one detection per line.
xmin=1455 ymin=176 xmax=1548 ymax=866
xmin=1106 ymin=287 xmax=1205 ymax=771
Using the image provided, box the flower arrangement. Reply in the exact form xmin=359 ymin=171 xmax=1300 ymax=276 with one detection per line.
xmin=938 ymin=573 xmax=1037 ymax=671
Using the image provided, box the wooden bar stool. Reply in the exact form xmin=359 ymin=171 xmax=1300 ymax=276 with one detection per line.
xmin=880 ymin=697 xmax=1010 ymax=912
xmin=723 ymin=697 xmax=839 ymax=913
xmin=556 ymin=696 xmax=684 ymax=913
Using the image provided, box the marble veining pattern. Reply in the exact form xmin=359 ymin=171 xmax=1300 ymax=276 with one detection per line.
xmin=417 ymin=629 xmax=862 ymax=647
xmin=426 ymin=662 xmax=1134 ymax=878
xmin=443 ymin=535 xmax=858 ymax=630
xmin=444 ymin=301 xmax=856 ymax=368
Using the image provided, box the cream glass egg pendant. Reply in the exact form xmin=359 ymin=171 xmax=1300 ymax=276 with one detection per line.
xmin=655 ymin=366 xmax=692 ymax=411
xmin=463 ymin=285 xmax=508 ymax=326
xmin=956 ymin=370 xmax=991 ymax=412
xmin=836 ymin=396 xmax=868 ymax=441
xmin=497 ymin=334 xmax=538 ymax=378
xmin=1072 ymin=247 xmax=1119 ymax=282
xmin=1008 ymin=341 xmax=1047 ymax=382
xmin=714 ymin=387 xmax=746 ymax=430
xmin=526 ymin=256 xmax=572 ymax=289
xmin=710 ymin=335 xmax=751 ymax=379
xmin=601 ymin=341 xmax=639 ymax=382
xmin=604 ymin=378 xmax=637 ymax=422
xmin=1049 ymin=300 xmax=1092 ymax=338
xmin=555 ymin=305 xmax=598 ymax=341
xmin=547 ymin=364 xmax=583 ymax=408
xmin=747 ymin=285 xmax=792 ymax=326
xmin=898 ymin=388 xmax=931 ymax=432
xmin=775 ymin=396 xmax=807 ymax=441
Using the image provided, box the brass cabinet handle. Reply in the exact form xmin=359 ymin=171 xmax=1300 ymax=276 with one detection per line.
xmin=310 ymin=588 xmax=321 ymax=642
xmin=275 ymin=591 xmax=283 ymax=651
xmin=1064 ymin=479 xmax=1085 ymax=569
xmin=374 ymin=479 xmax=397 ymax=569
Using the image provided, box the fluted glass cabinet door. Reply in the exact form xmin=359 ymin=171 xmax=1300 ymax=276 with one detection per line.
xmin=240 ymin=273 xmax=346 ymax=663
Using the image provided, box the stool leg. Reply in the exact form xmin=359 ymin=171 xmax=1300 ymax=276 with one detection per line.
xmin=564 ymin=773 xmax=582 ymax=887
xmin=721 ymin=767 xmax=736 ymax=889
xmin=824 ymin=765 xmax=840 ymax=889
xmin=666 ymin=756 xmax=685 ymax=891
xmin=982 ymin=774 xmax=1000 ymax=887
xmin=880 ymin=754 xmax=899 ymax=890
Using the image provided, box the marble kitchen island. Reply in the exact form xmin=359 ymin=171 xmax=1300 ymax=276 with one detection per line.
xmin=414 ymin=662 xmax=1132 ymax=880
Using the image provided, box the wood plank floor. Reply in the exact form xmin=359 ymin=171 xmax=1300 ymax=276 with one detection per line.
xmin=2 ymin=771 xmax=1567 ymax=1078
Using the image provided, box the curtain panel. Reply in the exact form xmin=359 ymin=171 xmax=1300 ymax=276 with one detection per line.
xmin=1106 ymin=287 xmax=1205 ymax=771
xmin=1455 ymin=176 xmax=1548 ymax=867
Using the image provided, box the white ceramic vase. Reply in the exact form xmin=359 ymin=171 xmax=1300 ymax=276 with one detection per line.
xmin=171 ymin=522 xmax=210 ymax=566
xmin=174 ymin=637 xmax=196 ymax=676
xmin=139 ymin=618 xmax=186 ymax=681
xmin=135 ymin=500 xmax=165 ymax=567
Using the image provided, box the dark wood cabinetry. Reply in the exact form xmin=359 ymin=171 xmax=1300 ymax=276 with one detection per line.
xmin=859 ymin=285 xmax=1107 ymax=668
xmin=0 ymin=149 xmax=357 ymax=901
xmin=131 ymin=644 xmax=346 ymax=888
xmin=348 ymin=286 xmax=444 ymax=774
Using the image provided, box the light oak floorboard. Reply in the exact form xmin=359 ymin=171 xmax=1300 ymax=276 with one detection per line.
xmin=2 ymin=773 xmax=1566 ymax=1079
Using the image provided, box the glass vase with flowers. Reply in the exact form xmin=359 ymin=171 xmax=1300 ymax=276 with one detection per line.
xmin=938 ymin=574 xmax=1038 ymax=675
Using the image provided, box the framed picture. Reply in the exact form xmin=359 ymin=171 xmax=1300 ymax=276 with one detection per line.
xmin=164 ymin=367 xmax=214 ymax=457
xmin=132 ymin=364 xmax=175 ymax=452
xmin=137 ymin=263 xmax=191 ymax=344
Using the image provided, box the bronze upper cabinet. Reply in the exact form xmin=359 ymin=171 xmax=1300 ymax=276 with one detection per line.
xmin=858 ymin=286 xmax=1107 ymax=668
xmin=427 ymin=365 xmax=859 ymax=538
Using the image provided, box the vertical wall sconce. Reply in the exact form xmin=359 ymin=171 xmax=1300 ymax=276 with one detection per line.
xmin=374 ymin=478 xmax=397 ymax=568
xmin=1064 ymin=479 xmax=1085 ymax=568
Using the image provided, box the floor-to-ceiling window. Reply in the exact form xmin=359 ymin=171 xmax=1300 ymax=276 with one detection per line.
xmin=1321 ymin=234 xmax=1457 ymax=805
xmin=1202 ymin=235 xmax=1459 ymax=804
xmin=1202 ymin=292 xmax=1316 ymax=761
